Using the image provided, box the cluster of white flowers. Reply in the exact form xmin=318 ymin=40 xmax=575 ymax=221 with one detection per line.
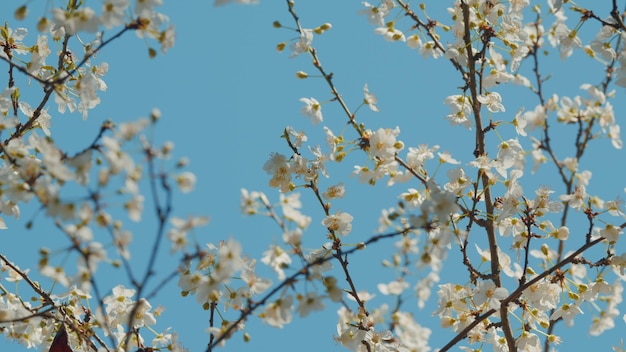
xmin=0 ymin=106 xmax=199 ymax=350
xmin=0 ymin=1 xmax=174 ymax=122
xmin=3 ymin=0 xmax=626 ymax=352
xmin=258 ymin=0 xmax=626 ymax=351
xmin=178 ymin=239 xmax=271 ymax=308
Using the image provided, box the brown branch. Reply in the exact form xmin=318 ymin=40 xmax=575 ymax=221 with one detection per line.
xmin=0 ymin=253 xmax=55 ymax=306
xmin=3 ymin=24 xmax=135 ymax=146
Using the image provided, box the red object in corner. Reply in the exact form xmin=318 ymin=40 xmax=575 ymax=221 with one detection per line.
xmin=49 ymin=325 xmax=73 ymax=352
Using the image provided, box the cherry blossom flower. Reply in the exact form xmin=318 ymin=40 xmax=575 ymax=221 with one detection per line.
xmin=67 ymin=149 xmax=93 ymax=186
xmin=516 ymin=331 xmax=541 ymax=352
xmin=27 ymin=35 xmax=51 ymax=75
xmin=167 ymin=215 xmax=210 ymax=252
xmin=487 ymin=327 xmax=509 ymax=352
xmin=261 ymin=244 xmax=292 ymax=280
xmin=306 ymin=247 xmax=333 ymax=278
xmin=559 ymin=185 xmax=588 ymax=210
xmin=477 ymin=91 xmax=505 ymax=113
xmin=482 ymin=48 xmax=515 ymax=88
xmin=72 ymin=62 xmax=109 ymax=119
xmin=433 ymin=283 xmax=470 ymax=318
xmin=606 ymin=199 xmax=626 ymax=218
xmin=296 ymin=292 xmax=325 ymax=317
xmin=444 ymin=94 xmax=472 ymax=129
xmin=609 ymin=124 xmax=623 ymax=149
xmin=282 ymin=228 xmax=302 ymax=247
xmin=51 ymin=7 xmax=99 ymax=36
xmin=309 ymin=144 xmax=329 ymax=178
xmin=369 ymin=127 xmax=402 ymax=162
xmin=241 ymin=259 xmax=271 ymax=295
xmin=299 ymin=97 xmax=323 ymax=125
xmin=377 ymin=279 xmax=409 ymax=295
xmin=495 ymin=138 xmax=524 ymax=176
xmin=322 ymin=182 xmax=346 ymax=200
xmin=135 ymin=0 xmax=164 ymax=18
xmin=316 ymin=277 xmax=341 ymax=303
xmin=600 ymin=224 xmax=623 ymax=243
xmin=359 ymin=1 xmax=394 ymax=27
xmin=556 ymin=27 xmax=582 ymax=60
xmin=282 ymin=203 xmax=311 ymax=229
xmin=159 ymin=25 xmax=176 ymax=53
xmin=101 ymin=0 xmax=130 ymax=28
xmin=3 ymin=264 xmax=29 ymax=283
xmin=420 ymin=183 xmax=460 ymax=223
xmin=510 ymin=108 xmax=528 ymax=136
xmin=336 ymin=322 xmax=368 ymax=350
xmin=19 ymin=101 xmax=51 ymax=136
xmin=285 ymin=126 xmax=307 ymax=148
xmin=444 ymin=167 xmax=470 ymax=195
xmin=550 ymin=302 xmax=583 ymax=327
xmin=103 ymin=284 xmax=136 ymax=325
xmin=54 ymin=83 xmax=78 ymax=114
xmin=29 ymin=134 xmax=73 ymax=181
xmin=196 ymin=276 xmax=222 ymax=306
xmin=374 ymin=22 xmax=406 ymax=42
xmin=133 ymin=298 xmax=158 ymax=327
xmin=263 ymin=153 xmax=292 ymax=192
xmin=125 ymin=194 xmax=144 ymax=222
xmin=115 ymin=118 xmax=151 ymax=141
xmin=532 ymin=186 xmax=564 ymax=214
xmin=393 ymin=311 xmax=431 ymax=350
xmin=322 ymin=211 xmax=353 ymax=236
xmin=530 ymin=243 xmax=558 ymax=263
xmin=406 ymin=144 xmax=438 ymax=169
xmin=592 ymin=26 xmax=618 ymax=60
xmin=549 ymin=225 xmax=569 ymax=241
xmin=175 ymin=171 xmax=196 ymax=193
xmin=0 ymin=26 xmax=28 ymax=57
xmin=0 ymin=88 xmax=16 ymax=116
xmin=469 ymin=154 xmax=498 ymax=180
xmin=240 ymin=188 xmax=265 ymax=215
xmin=101 ymin=136 xmax=134 ymax=174
xmin=262 ymin=295 xmax=294 ymax=328
xmin=438 ymin=151 xmax=460 ymax=164
xmin=497 ymin=216 xmax=525 ymax=238
xmin=290 ymin=29 xmax=313 ymax=57
xmin=363 ymin=84 xmax=379 ymax=112
xmin=562 ymin=157 xmax=578 ymax=172
xmin=398 ymin=188 xmax=424 ymax=210
xmin=420 ymin=41 xmax=444 ymax=59
xmin=280 ymin=192 xmax=301 ymax=210
xmin=523 ymin=280 xmax=561 ymax=310
xmin=407 ymin=34 xmax=421 ymax=49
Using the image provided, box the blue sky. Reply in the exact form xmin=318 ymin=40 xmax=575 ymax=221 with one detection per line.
xmin=1 ymin=1 xmax=625 ymax=351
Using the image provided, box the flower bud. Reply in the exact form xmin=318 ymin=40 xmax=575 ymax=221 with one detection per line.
xmin=177 ymin=157 xmax=190 ymax=168
xmin=15 ymin=5 xmax=27 ymax=20
xmin=151 ymin=108 xmax=161 ymax=122
xmin=314 ymin=23 xmax=332 ymax=34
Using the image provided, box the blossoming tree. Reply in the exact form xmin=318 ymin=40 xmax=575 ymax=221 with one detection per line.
xmin=1 ymin=1 xmax=625 ymax=352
